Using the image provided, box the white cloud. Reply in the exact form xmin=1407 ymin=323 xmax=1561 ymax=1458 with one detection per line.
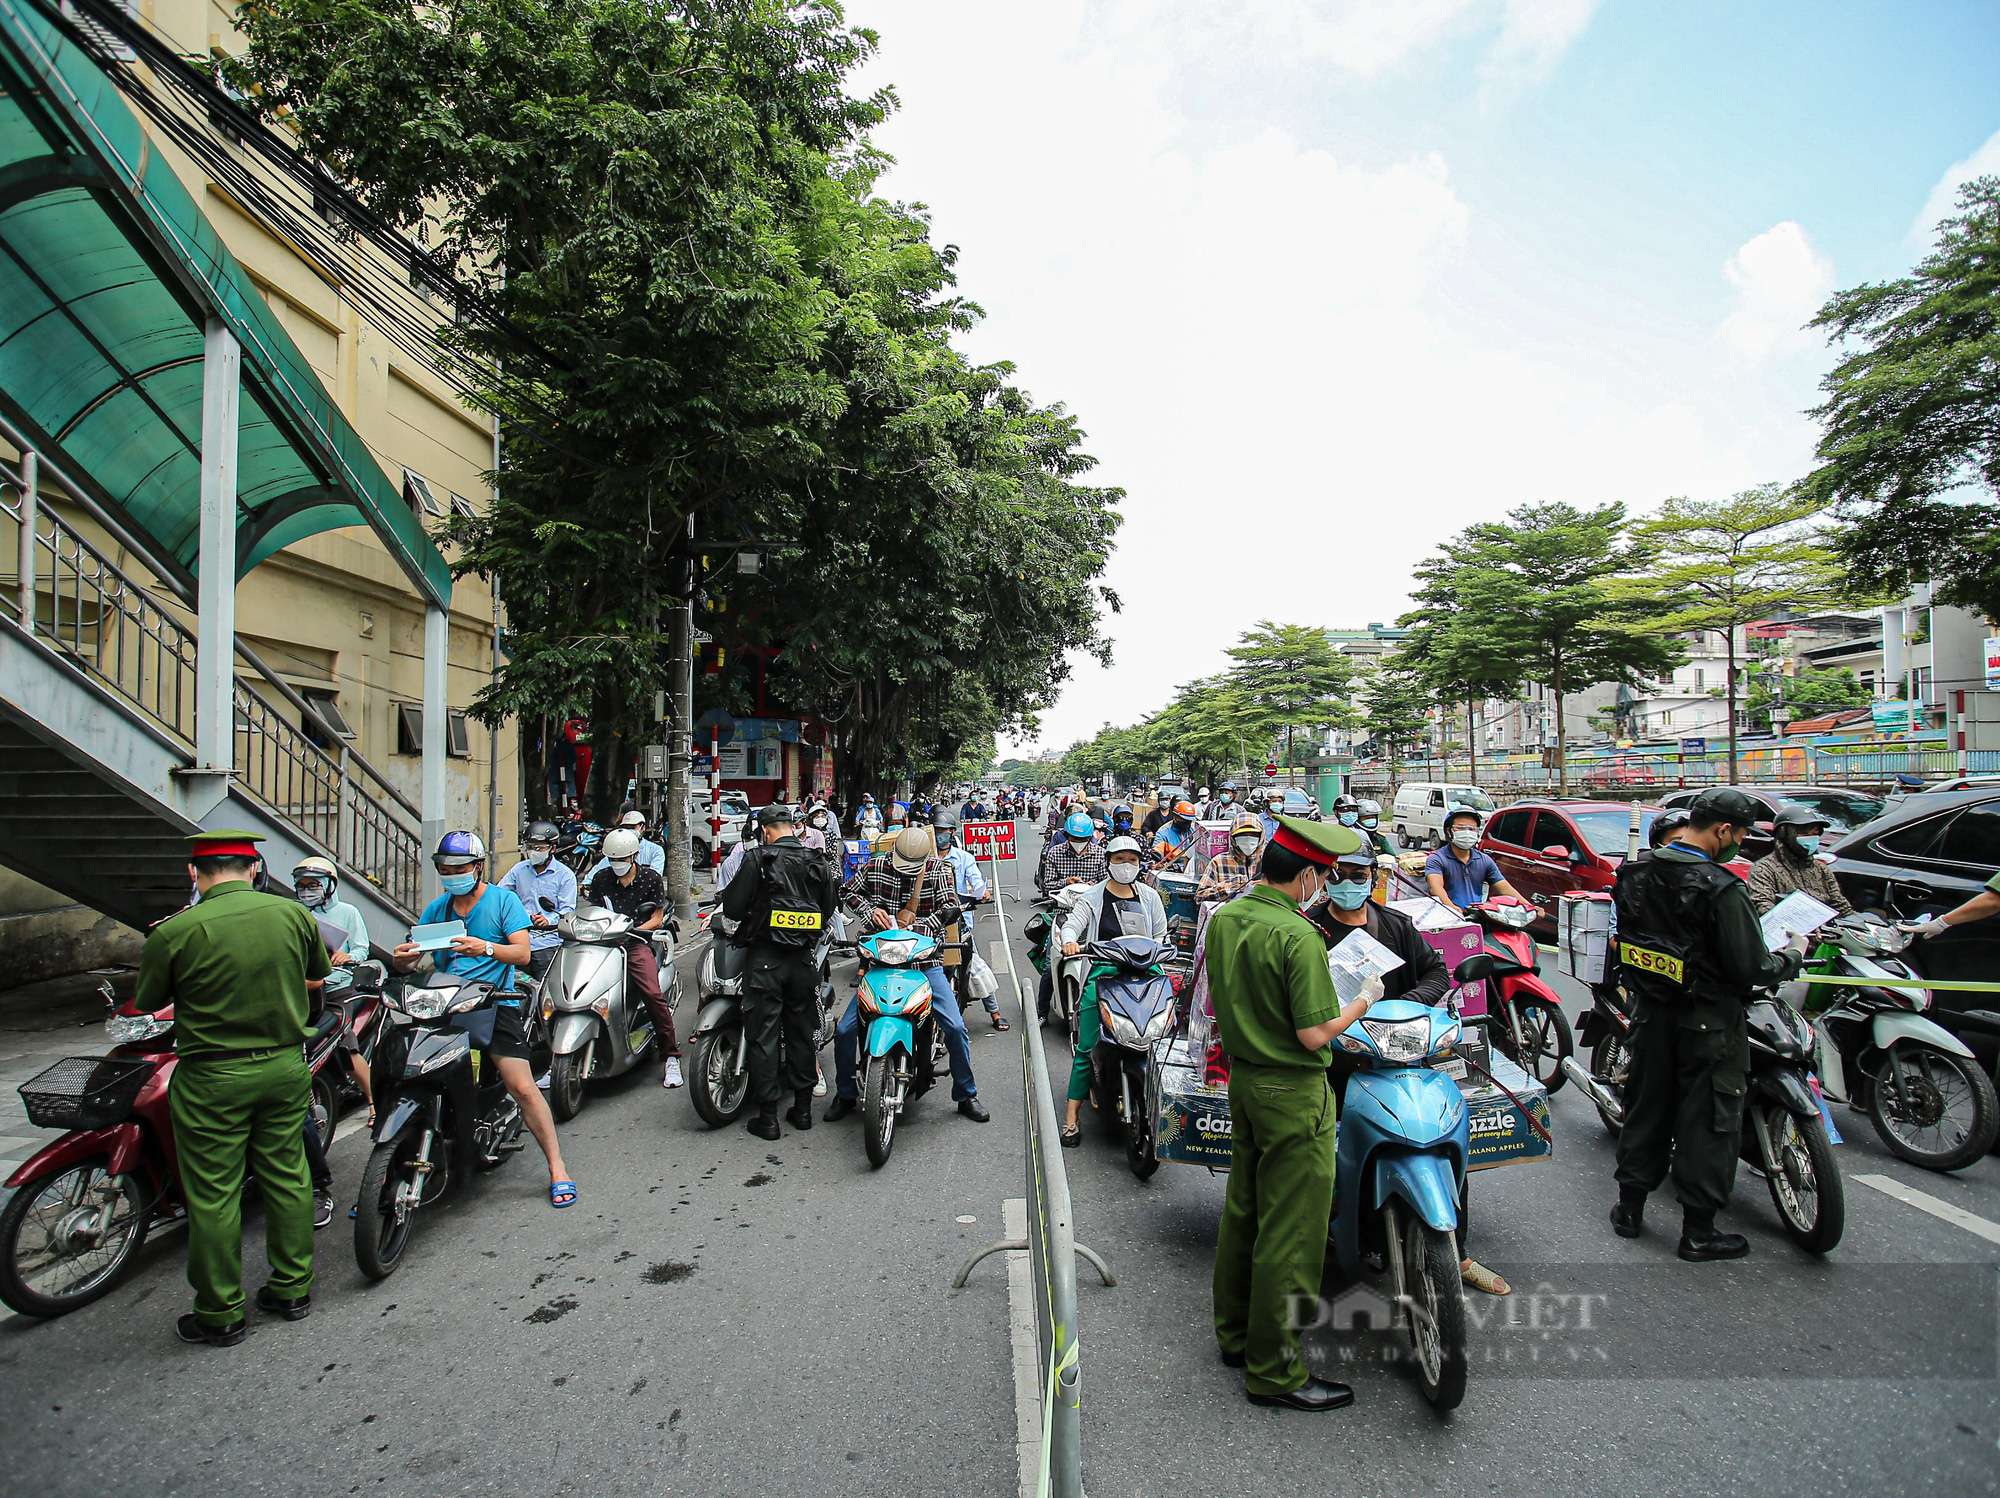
xmin=1910 ymin=127 xmax=2000 ymax=248
xmin=1482 ymin=0 xmax=1603 ymax=93
xmin=1715 ymin=221 xmax=1836 ymax=367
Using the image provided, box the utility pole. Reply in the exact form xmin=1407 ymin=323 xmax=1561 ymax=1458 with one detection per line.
xmin=663 ymin=515 xmax=695 ymax=920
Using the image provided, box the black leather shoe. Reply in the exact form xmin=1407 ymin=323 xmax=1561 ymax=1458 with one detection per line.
xmin=255 ymin=1285 xmax=312 ymax=1321
xmin=958 ymin=1097 xmax=991 ymax=1123
xmin=176 ymin=1313 xmax=245 ymax=1347
xmin=1246 ymin=1376 xmax=1353 ymax=1411
xmin=1678 ymin=1229 xmax=1750 ymax=1262
xmin=746 ymin=1113 xmax=781 ymax=1141
xmin=1218 ymin=1347 xmax=1246 ymax=1368
xmin=1610 ymin=1198 xmax=1644 ymax=1238
xmin=785 ymin=1102 xmax=814 ymax=1131
xmin=824 ymin=1096 xmax=858 ymax=1122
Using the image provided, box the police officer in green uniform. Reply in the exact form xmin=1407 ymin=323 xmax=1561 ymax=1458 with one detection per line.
xmin=1610 ymin=788 xmax=1812 ymax=1261
xmin=1208 ymin=815 xmax=1381 ymax=1411
xmin=138 ymin=831 xmax=330 ymax=1345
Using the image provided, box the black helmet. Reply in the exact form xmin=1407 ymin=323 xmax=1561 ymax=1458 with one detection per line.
xmin=930 ymin=806 xmax=957 ymax=829
xmin=524 ymin=820 xmax=560 ymax=844
xmin=1332 ymin=794 xmax=1361 ymax=814
xmin=1772 ymin=802 xmax=1829 ymax=833
xmin=1688 ymin=787 xmax=1764 ymax=825
xmin=1648 ymin=807 xmax=1691 ymax=848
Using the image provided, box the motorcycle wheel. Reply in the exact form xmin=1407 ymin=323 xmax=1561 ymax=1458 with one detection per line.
xmin=863 ymin=1053 xmax=900 ymax=1169
xmin=0 ymin=1160 xmax=150 ymax=1318
xmin=1867 ymin=1045 xmax=2000 ymax=1172
xmin=354 ymin=1122 xmax=425 ymax=1280
xmin=546 ymin=1048 xmax=588 ymax=1122
xmin=688 ymin=1026 xmax=751 ymax=1127
xmin=1589 ymin=1032 xmax=1629 ymax=1137
xmin=309 ymin=1072 xmax=338 ymax=1147
xmin=1123 ymin=1077 xmax=1159 ymax=1182
xmin=1504 ymin=998 xmax=1573 ymax=1093
xmin=1757 ymin=1105 xmax=1843 ymax=1254
xmin=1402 ymin=1213 xmax=1468 ymax=1411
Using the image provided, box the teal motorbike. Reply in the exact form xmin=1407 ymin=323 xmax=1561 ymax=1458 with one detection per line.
xmin=1327 ymin=990 xmax=1473 ymax=1411
xmin=856 ymin=929 xmax=946 ymax=1168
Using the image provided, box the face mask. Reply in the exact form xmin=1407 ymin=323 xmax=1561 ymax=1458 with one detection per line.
xmin=1360 ymin=817 xmax=1378 ymax=831
xmin=1715 ymin=837 xmax=1743 ymax=863
xmin=1068 ymin=838 xmax=1091 ymax=854
xmin=1108 ymin=860 xmax=1141 ymax=884
xmin=439 ymin=871 xmax=478 ymax=896
xmin=295 ymin=881 xmax=329 ymax=909
xmin=1233 ymin=836 xmax=1260 ymax=858
xmin=1338 ymin=812 xmax=1359 ymax=827
xmin=1451 ymin=829 xmax=1480 ymax=850
xmin=528 ymin=848 xmax=552 ymax=867
xmin=1794 ymin=835 xmax=1821 ymax=856
xmin=1221 ymin=794 xmax=1232 ymax=804
xmin=1114 ymin=818 xmax=1131 ymax=831
xmin=1297 ymin=874 xmax=1325 ymax=913
xmin=1328 ymin=880 xmax=1371 ymax=910
xmin=609 ymin=859 xmax=634 ymax=877
xmin=811 ymin=815 xmax=827 ymax=828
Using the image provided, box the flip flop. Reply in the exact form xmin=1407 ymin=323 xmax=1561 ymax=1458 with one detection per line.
xmin=991 ymin=1015 xmax=1010 ymax=1031
xmin=550 ymin=1181 xmax=577 ymax=1209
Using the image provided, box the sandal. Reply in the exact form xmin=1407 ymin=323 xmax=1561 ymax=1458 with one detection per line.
xmin=550 ymin=1180 xmax=577 ymax=1209
xmin=991 ymin=1015 xmax=1010 ymax=1031
xmin=1460 ymin=1259 xmax=1509 ymax=1295
xmin=1059 ymin=1124 xmax=1082 ymax=1148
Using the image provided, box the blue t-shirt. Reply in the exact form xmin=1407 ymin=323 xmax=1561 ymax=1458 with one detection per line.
xmin=1424 ymin=846 xmax=1505 ymax=910
xmin=418 ymin=884 xmax=532 ymax=993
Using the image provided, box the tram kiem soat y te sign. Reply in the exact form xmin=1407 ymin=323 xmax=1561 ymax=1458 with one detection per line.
xmin=962 ymin=821 xmax=1017 ymax=861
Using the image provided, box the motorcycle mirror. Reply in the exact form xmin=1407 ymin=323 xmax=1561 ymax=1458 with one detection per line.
xmin=1453 ymin=953 xmax=1497 ymax=985
xmin=539 ymin=896 xmax=558 ymax=911
xmin=635 ymin=901 xmax=663 ymax=920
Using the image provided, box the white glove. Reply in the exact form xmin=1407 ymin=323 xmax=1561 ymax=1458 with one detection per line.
xmin=1783 ymin=930 xmax=1812 ymax=957
xmin=1355 ymin=974 xmax=1385 ymax=1010
xmin=1906 ymin=916 xmax=1951 ymax=939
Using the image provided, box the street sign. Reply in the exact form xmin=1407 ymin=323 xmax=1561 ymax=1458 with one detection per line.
xmin=1679 ymin=737 xmax=1706 ymax=754
xmin=963 ymin=819 xmax=1017 ymax=862
xmin=1986 ymin=637 xmax=2000 ymax=691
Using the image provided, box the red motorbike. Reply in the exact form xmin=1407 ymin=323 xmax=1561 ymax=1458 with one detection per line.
xmin=1466 ymin=896 xmax=1574 ymax=1092
xmin=0 ymin=975 xmax=367 ymax=1319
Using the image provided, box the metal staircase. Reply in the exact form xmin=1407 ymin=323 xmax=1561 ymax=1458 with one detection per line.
xmin=2 ymin=443 xmax=422 ymax=944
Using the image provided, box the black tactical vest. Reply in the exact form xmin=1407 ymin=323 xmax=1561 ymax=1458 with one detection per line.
xmin=750 ymin=839 xmax=834 ymax=950
xmin=1610 ymin=853 xmax=1744 ymax=1005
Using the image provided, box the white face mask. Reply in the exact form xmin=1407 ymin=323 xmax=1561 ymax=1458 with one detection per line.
xmin=1233 ymin=836 xmax=1260 ymax=858
xmin=1451 ymin=829 xmax=1480 ymax=850
xmin=528 ymin=848 xmax=552 ymax=867
xmin=1108 ymin=860 xmax=1141 ymax=884
xmin=609 ymin=858 xmax=634 ymax=876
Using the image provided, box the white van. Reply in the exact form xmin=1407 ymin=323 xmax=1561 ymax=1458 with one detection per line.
xmin=1391 ymin=782 xmax=1498 ymax=850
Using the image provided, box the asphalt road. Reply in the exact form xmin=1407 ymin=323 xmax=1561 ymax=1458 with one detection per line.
xmin=6 ymin=825 xmax=1999 ymax=1497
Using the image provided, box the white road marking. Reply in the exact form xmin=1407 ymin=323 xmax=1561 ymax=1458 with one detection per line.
xmin=332 ymin=1113 xmax=370 ymax=1144
xmin=1853 ymin=1173 xmax=2000 ymax=1246
xmin=1004 ymin=1195 xmax=1039 ymax=1498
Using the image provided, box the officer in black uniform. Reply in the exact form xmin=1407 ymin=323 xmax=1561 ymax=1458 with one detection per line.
xmin=722 ymin=804 xmax=841 ymax=1140
xmin=1609 ymin=787 xmax=1812 ymax=1261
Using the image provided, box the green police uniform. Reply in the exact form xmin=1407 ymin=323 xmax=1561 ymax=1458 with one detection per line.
xmin=1612 ymin=843 xmax=1802 ymax=1218
xmin=1209 ymin=817 xmax=1362 ymax=1398
xmin=138 ymin=836 xmax=330 ymax=1327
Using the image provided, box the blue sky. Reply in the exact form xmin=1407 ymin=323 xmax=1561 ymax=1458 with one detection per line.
xmin=843 ymin=0 xmax=2000 ymax=756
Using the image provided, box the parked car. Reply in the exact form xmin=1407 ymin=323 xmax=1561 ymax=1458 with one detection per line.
xmin=1829 ymin=789 xmax=2000 ymax=1030
xmin=1392 ymin=782 xmax=1498 ymax=850
xmin=1655 ymin=784 xmax=1885 ymax=861
xmin=1479 ymin=800 xmax=1661 ymax=932
xmin=1273 ymin=788 xmax=1320 ymax=820
xmin=690 ymin=791 xmax=750 ymax=868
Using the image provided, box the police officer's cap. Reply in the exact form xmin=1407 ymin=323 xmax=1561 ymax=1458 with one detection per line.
xmin=756 ymin=803 xmax=795 ymax=827
xmin=188 ymin=829 xmax=264 ymax=858
xmin=1688 ymin=787 xmax=1764 ymax=825
xmin=1270 ymin=815 xmax=1362 ymax=866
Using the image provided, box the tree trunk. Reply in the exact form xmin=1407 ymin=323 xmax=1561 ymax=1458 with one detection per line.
xmin=664 ymin=589 xmax=693 ymax=918
xmin=1725 ymin=625 xmax=1739 ymax=785
xmin=521 ymin=717 xmax=549 ymax=822
xmin=1466 ymin=699 xmax=1479 ymax=787
xmin=1553 ymin=656 xmax=1568 ymax=798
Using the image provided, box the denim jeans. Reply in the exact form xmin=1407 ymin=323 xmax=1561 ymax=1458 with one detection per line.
xmin=834 ymin=963 xmax=978 ymax=1102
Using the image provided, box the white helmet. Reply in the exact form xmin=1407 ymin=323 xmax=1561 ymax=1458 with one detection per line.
xmin=617 ymin=810 xmax=646 ymax=831
xmin=603 ymin=828 xmax=641 ymax=860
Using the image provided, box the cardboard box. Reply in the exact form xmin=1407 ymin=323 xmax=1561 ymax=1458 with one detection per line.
xmin=1459 ymin=1050 xmax=1553 ymax=1172
xmin=1150 ymin=1038 xmax=1235 ymax=1168
xmin=1557 ymin=892 xmax=1613 ymax=985
xmin=1420 ymin=922 xmax=1488 ymax=1018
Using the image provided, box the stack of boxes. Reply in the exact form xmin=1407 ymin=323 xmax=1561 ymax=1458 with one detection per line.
xmin=1556 ymin=891 xmax=1613 ymax=985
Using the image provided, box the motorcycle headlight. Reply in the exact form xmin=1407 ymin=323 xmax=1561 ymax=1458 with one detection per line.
xmin=1102 ymin=1005 xmax=1144 ymax=1049
xmin=1361 ymin=1017 xmax=1431 ymax=1063
xmin=107 ymin=1011 xmax=172 ymax=1043
xmin=1143 ymin=1004 xmax=1177 ymax=1042
xmin=873 ymin=938 xmax=918 ymax=966
xmin=1337 ymin=1032 xmax=1371 ymax=1054
xmin=448 ymin=987 xmax=490 ymax=1013
xmin=1495 ymin=906 xmax=1534 ymax=929
xmin=400 ymin=989 xmax=451 ymax=1020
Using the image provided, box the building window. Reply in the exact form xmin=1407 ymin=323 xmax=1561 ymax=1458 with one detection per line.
xmin=1694 ymin=669 xmax=1705 ymax=690
xmin=448 ymin=491 xmax=478 ymax=519
xmin=301 ymin=689 xmax=354 ymax=750
xmin=447 ymin=709 xmax=471 ymax=758
xmin=403 ymin=469 xmax=445 ymax=518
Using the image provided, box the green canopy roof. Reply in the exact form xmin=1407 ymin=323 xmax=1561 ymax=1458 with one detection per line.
xmin=0 ymin=0 xmax=450 ymax=605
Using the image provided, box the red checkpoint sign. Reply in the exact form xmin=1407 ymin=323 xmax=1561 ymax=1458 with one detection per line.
xmin=962 ymin=819 xmax=1017 ymax=862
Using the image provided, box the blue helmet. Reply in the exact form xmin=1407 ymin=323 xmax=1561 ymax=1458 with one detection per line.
xmin=1064 ymin=812 xmax=1095 ymax=838
xmin=433 ymin=829 xmax=486 ymax=867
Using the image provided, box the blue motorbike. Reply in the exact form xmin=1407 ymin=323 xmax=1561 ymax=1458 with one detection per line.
xmin=856 ymin=929 xmax=946 ymax=1169
xmin=1327 ymin=992 xmax=1472 ymax=1410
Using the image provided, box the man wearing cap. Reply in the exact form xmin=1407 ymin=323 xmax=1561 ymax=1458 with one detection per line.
xmin=722 ymin=804 xmax=841 ymax=1139
xmin=1609 ymin=788 xmax=1811 ymax=1261
xmin=1207 ymin=816 xmax=1380 ymax=1411
xmin=138 ymin=831 xmax=329 ymax=1346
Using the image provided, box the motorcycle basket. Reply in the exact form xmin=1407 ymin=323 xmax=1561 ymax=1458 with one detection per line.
xmin=19 ymin=1055 xmax=154 ymax=1131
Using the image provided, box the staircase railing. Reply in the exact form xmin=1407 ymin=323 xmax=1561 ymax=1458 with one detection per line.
xmin=2 ymin=450 xmax=423 ymax=915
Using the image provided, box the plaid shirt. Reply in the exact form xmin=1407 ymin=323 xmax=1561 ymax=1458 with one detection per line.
xmin=844 ymin=855 xmax=959 ymax=940
xmin=1037 ymin=837 xmax=1108 ymax=895
xmin=1195 ymin=846 xmax=1258 ymax=902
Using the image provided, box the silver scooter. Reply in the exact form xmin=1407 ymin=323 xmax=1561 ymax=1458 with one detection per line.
xmin=540 ymin=901 xmax=678 ymax=1120
xmin=687 ymin=909 xmax=835 ymax=1127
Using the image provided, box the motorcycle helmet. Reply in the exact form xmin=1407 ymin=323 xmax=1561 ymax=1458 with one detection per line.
xmin=602 ymin=828 xmax=642 ymax=861
xmin=1331 ymin=794 xmax=1362 ymax=828
xmin=291 ymin=855 xmax=338 ymax=908
xmin=1772 ymin=802 xmax=1829 ymax=834
xmin=524 ymin=819 xmax=560 ymax=845
xmin=1356 ymin=798 xmax=1382 ymax=828
xmin=1064 ymin=812 xmax=1096 ymax=839
xmin=1104 ymin=834 xmax=1144 ymax=859
xmin=1647 ymin=807 xmax=1691 ymax=849
xmin=433 ymin=829 xmax=486 ymax=869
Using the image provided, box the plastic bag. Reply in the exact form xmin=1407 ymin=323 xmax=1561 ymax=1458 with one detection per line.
xmin=967 ymin=953 xmax=999 ymax=1000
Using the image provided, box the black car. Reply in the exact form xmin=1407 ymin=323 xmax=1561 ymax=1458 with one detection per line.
xmin=1657 ymin=784 xmax=1886 ymax=861
xmin=1829 ymin=789 xmax=2000 ymax=1030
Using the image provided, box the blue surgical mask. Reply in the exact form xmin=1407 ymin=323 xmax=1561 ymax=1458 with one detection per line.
xmin=1360 ymin=817 xmax=1379 ymax=831
xmin=1794 ymin=835 xmax=1821 ymax=856
xmin=1328 ymin=881 xmax=1371 ymax=910
xmin=439 ymin=871 xmax=477 ymax=896
xmin=1338 ymin=812 xmax=1359 ymax=827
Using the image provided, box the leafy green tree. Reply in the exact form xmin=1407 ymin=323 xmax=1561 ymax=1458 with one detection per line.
xmin=1805 ymin=178 xmax=2000 ymax=620
xmin=1359 ymin=666 xmax=1435 ymax=782
xmin=1388 ymin=615 xmax=1516 ymax=787
xmin=1610 ymin=485 xmax=1853 ymax=781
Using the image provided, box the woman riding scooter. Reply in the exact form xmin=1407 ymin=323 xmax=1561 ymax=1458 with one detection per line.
xmin=1054 ymin=836 xmax=1167 ymax=1147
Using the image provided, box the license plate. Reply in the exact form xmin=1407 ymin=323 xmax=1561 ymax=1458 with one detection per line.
xmin=770 ymin=910 xmax=823 ymax=931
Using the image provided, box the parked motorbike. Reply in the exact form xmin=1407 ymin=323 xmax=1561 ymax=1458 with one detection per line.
xmin=310 ymin=961 xmax=388 ymax=1143
xmin=686 ymin=910 xmax=834 ymax=1127
xmin=854 ymin=927 xmax=950 ymax=1168
xmin=556 ymin=822 xmax=603 ymax=878
xmin=1804 ymin=912 xmax=1998 ymax=1172
xmin=1 ymin=971 xmax=377 ymax=1317
xmin=1077 ymin=934 xmax=1178 ymax=1180
xmin=538 ymin=901 xmax=677 ymax=1120
xmin=1464 ymin=896 xmax=1573 ymax=1092
xmin=1326 ymin=989 xmax=1472 ymax=1411
xmin=354 ymin=972 xmax=532 ymax=1278
xmin=1559 ymin=967 xmax=1844 ymax=1254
